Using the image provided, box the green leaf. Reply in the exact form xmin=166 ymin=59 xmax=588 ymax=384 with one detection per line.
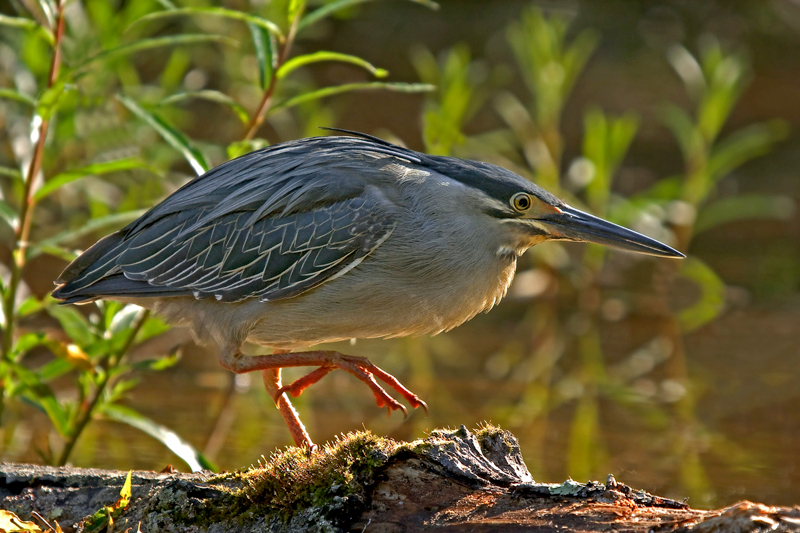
xmin=561 ymin=30 xmax=600 ymax=102
xmin=47 ymin=306 xmax=95 ymax=347
xmin=227 ymin=139 xmax=269 ymax=160
xmin=409 ymin=46 xmax=439 ymax=86
xmin=0 ymin=13 xmax=41 ymax=31
xmin=102 ymin=404 xmax=216 ymax=472
xmin=33 ymin=245 xmax=77 ymax=262
xmin=108 ymin=378 xmax=141 ymax=403
xmin=288 ymin=0 xmax=307 ymax=24
xmin=660 ymin=103 xmax=702 ymax=162
xmin=17 ymin=296 xmax=44 ymax=317
xmin=0 ymin=166 xmax=23 ymax=181
xmin=73 ymin=34 xmax=239 ymax=76
xmin=37 ymin=358 xmax=74 ymax=382
xmin=34 ymin=158 xmax=149 ymax=201
xmin=678 ymin=256 xmax=726 ymax=333
xmin=298 ymin=0 xmax=439 ymax=32
xmin=36 ymin=81 xmax=72 ymax=121
xmin=277 ymin=51 xmax=388 ymax=80
xmin=506 ymin=6 xmax=597 ymax=128
xmin=119 ymin=470 xmax=133 ymax=508
xmin=12 ymin=332 xmax=45 ymax=358
xmin=99 ymin=300 xmax=123 ymax=330
xmin=159 ymin=48 xmax=192 ymax=91
xmin=638 ymin=175 xmax=682 ymax=201
xmin=707 ymin=120 xmax=790 ymax=183
xmin=606 ymin=113 xmax=640 ymax=170
xmin=161 ymin=90 xmax=249 ymax=125
xmin=82 ymin=506 xmax=112 ymax=533
xmin=697 ymin=53 xmax=746 ymax=143
xmin=136 ymin=314 xmax=171 ymax=343
xmin=10 ymin=361 xmax=71 ymax=436
xmin=131 ymin=7 xmax=283 ymax=38
xmin=82 ymin=470 xmax=133 ymax=533
xmin=271 ymin=82 xmax=434 ymax=113
xmin=666 ymin=44 xmax=705 ymax=101
xmin=581 ymin=108 xmax=639 ymax=211
xmin=117 ymin=94 xmax=209 ymax=175
xmin=582 ymin=108 xmax=607 ymax=174
xmin=0 ymin=199 xmax=18 ymax=232
xmin=132 ymin=351 xmax=180 ymax=372
xmin=0 ymin=14 xmax=54 ymax=45
xmin=109 ymin=304 xmax=144 ymax=336
xmin=0 ymin=88 xmax=36 ymax=107
xmin=249 ymin=22 xmax=275 ymax=90
xmin=695 ymin=195 xmax=795 ymax=234
xmin=37 ymin=0 xmax=57 ymax=28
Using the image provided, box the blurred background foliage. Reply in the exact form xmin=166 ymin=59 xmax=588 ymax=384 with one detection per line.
xmin=1 ymin=0 xmax=798 ymax=510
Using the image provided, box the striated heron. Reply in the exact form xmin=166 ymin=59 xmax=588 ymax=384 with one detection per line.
xmin=52 ymin=130 xmax=683 ymax=448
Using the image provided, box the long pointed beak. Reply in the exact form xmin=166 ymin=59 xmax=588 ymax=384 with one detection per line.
xmin=539 ymin=204 xmax=685 ymax=258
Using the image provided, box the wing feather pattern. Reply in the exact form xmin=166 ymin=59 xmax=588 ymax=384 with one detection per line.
xmin=53 ymin=135 xmax=409 ymax=304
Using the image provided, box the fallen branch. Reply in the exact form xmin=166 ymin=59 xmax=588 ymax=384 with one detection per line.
xmin=1 ymin=425 xmax=798 ymax=532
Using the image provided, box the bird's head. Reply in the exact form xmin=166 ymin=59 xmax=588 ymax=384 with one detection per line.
xmin=317 ymin=130 xmax=684 ymax=260
xmin=490 ymin=186 xmax=683 ymax=258
xmin=424 ymin=154 xmax=684 ymax=259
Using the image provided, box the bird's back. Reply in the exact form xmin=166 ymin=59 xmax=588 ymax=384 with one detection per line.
xmin=53 ymin=135 xmax=425 ymax=305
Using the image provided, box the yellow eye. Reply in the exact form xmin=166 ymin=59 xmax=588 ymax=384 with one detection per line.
xmin=511 ymin=192 xmax=533 ymax=212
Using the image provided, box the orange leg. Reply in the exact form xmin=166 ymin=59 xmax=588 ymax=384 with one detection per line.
xmin=261 ymin=367 xmax=314 ymax=449
xmin=219 ymin=347 xmax=428 ymax=445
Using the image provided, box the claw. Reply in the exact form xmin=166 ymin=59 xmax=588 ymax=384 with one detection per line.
xmin=416 ymin=398 xmax=429 ymax=416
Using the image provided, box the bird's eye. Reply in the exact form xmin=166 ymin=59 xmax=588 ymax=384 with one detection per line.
xmin=511 ymin=192 xmax=533 ymax=212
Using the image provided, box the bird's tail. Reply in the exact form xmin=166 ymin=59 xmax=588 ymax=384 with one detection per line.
xmin=52 ymin=231 xmax=127 ymax=303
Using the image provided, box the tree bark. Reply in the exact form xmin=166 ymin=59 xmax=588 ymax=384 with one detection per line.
xmin=1 ymin=426 xmax=798 ymax=532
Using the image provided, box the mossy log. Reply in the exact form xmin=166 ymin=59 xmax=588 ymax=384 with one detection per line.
xmin=2 ymin=426 xmax=799 ymax=532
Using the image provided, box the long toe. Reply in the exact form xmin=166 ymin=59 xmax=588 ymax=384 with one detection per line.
xmin=276 ymin=366 xmax=336 ymax=398
xmin=338 ymin=353 xmax=428 ymax=414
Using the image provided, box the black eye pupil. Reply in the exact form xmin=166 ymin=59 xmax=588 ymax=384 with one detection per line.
xmin=514 ymin=194 xmax=530 ymax=210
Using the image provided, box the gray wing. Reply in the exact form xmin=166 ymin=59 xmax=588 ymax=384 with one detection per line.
xmin=55 ymin=189 xmax=396 ymax=303
xmin=127 ymin=189 xmax=394 ymax=302
xmin=53 ymin=137 xmax=409 ymax=303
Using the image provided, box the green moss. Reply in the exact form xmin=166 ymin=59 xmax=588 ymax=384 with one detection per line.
xmin=473 ymin=421 xmax=506 ymax=441
xmin=230 ymin=431 xmax=398 ymax=518
xmin=473 ymin=422 xmax=517 ymax=450
xmin=176 ymin=423 xmax=516 ymax=529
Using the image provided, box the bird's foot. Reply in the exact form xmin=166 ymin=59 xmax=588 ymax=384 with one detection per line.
xmin=277 ymin=366 xmax=336 ymax=398
xmin=275 ymin=351 xmax=428 ymax=418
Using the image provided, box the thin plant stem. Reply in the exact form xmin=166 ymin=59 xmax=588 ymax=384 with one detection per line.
xmin=56 ymin=309 xmax=151 ymax=466
xmin=202 ymin=377 xmax=237 ymax=460
xmin=0 ymin=1 xmax=66 ymax=422
xmin=243 ymin=11 xmax=302 ymax=141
